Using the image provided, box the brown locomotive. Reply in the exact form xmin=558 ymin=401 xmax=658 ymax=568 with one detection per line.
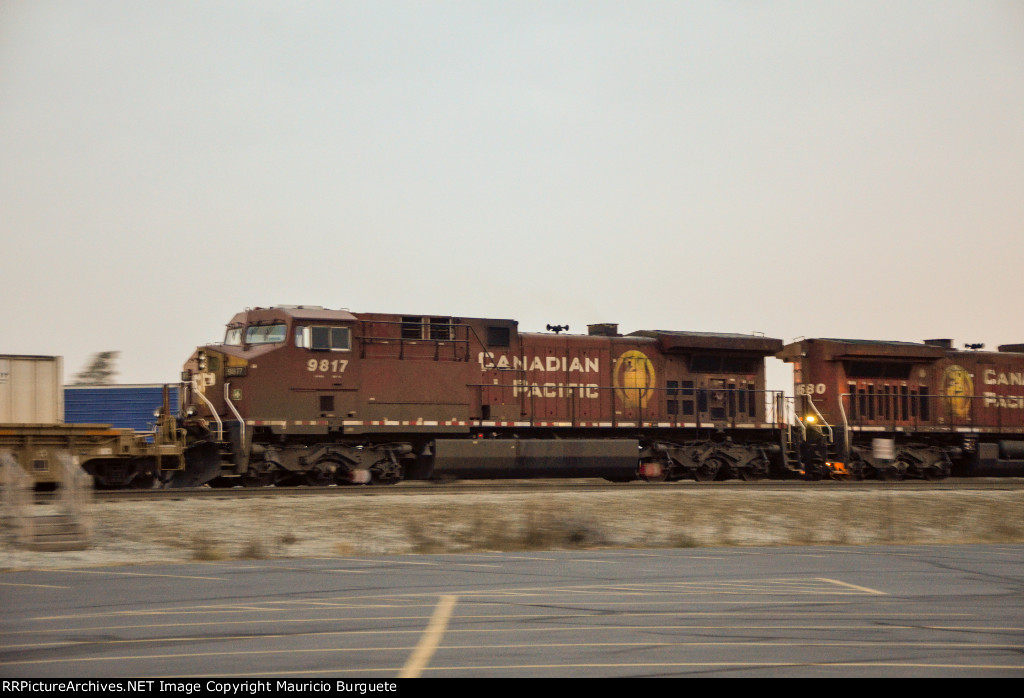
xmin=178 ymin=306 xmax=788 ymax=486
xmin=778 ymin=338 xmax=1024 ymax=480
xmin=169 ymin=306 xmax=1024 ymax=487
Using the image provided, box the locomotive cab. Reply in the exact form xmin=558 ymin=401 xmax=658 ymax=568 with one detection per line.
xmin=180 ymin=306 xmax=365 ymax=486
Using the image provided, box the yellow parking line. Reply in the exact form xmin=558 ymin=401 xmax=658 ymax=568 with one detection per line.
xmin=0 ymin=581 xmax=70 ymax=589
xmin=53 ymin=568 xmax=227 ymax=581
xmin=399 ymin=595 xmax=457 ymax=678
xmin=818 ymin=578 xmax=887 ymax=595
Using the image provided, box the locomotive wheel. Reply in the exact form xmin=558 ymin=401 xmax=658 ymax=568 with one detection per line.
xmin=639 ymin=459 xmax=669 ymax=482
xmin=876 ymin=466 xmax=905 ymax=482
xmin=739 ymin=459 xmax=769 ymax=481
xmin=920 ymin=465 xmax=949 ymax=482
xmin=206 ymin=477 xmax=236 ymax=488
xmin=369 ymin=456 xmax=403 ymax=485
xmin=241 ymin=469 xmax=274 ymax=487
xmin=370 ymin=471 xmax=401 ymax=485
xmin=304 ymin=467 xmax=335 ymax=486
xmin=130 ymin=472 xmax=157 ymax=489
xmin=694 ymin=458 xmax=722 ymax=482
xmin=846 ymin=457 xmax=866 ymax=481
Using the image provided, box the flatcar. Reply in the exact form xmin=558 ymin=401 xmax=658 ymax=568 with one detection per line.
xmin=777 ymin=338 xmax=1024 ymax=479
xmin=177 ymin=306 xmax=790 ymax=486
xmin=0 ymin=356 xmax=188 ymax=490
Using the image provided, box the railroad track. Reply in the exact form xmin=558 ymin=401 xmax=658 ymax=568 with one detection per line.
xmin=87 ymin=477 xmax=1024 ymax=501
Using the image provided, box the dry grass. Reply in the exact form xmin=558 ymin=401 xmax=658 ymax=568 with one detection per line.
xmin=3 ymin=487 xmax=1024 ymax=569
xmin=189 ymin=536 xmax=228 ymax=561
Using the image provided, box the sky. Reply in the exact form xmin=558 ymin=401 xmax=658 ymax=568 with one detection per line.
xmin=2 ymin=1 xmax=1022 ymax=394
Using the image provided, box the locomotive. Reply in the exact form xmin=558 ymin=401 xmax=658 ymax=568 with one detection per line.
xmin=166 ymin=305 xmax=1024 ymax=487
xmin=778 ymin=337 xmax=1024 ymax=480
xmin=176 ymin=305 xmax=788 ymax=487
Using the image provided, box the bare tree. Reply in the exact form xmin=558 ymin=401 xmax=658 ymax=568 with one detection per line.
xmin=72 ymin=351 xmax=120 ymax=385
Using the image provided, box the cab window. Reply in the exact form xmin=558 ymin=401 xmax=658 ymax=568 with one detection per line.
xmin=296 ymin=326 xmax=351 ymax=351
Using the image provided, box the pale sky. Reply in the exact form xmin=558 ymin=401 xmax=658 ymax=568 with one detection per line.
xmin=2 ymin=1 xmax=1022 ymax=393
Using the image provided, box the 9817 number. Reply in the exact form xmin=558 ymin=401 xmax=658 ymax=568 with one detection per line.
xmin=307 ymin=358 xmax=348 ymax=374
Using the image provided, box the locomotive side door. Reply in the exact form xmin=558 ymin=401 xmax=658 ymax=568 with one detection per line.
xmin=688 ymin=354 xmax=740 ymax=426
xmin=663 ymin=355 xmax=693 ymax=426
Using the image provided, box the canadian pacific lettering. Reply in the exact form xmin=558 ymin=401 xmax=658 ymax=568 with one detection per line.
xmin=983 ymin=392 xmax=1024 ymax=408
xmin=984 ymin=369 xmax=1024 ymax=386
xmin=512 ymin=380 xmax=601 ymax=398
xmin=478 ymin=352 xmax=599 ymax=373
xmin=478 ymin=352 xmax=602 ymax=398
xmin=981 ymin=370 xmax=1024 ymax=407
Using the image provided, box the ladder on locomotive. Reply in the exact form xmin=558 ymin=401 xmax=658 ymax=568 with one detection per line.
xmin=781 ymin=395 xmax=836 ymax=473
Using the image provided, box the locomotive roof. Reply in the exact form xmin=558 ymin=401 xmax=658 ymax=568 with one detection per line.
xmin=630 ymin=330 xmax=783 ymax=354
xmin=778 ymin=337 xmax=948 ymax=361
xmin=819 ymin=337 xmax=941 ymax=347
xmin=228 ymin=306 xmax=358 ymax=325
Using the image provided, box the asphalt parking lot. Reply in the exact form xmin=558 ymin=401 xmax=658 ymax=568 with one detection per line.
xmin=2 ymin=543 xmax=1023 ymax=677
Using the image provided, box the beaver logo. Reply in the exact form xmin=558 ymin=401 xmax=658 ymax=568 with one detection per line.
xmin=943 ymin=365 xmax=973 ymax=419
xmin=613 ymin=350 xmax=656 ymax=408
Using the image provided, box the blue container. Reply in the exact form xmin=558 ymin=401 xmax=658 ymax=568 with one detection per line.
xmin=64 ymin=384 xmax=180 ymax=432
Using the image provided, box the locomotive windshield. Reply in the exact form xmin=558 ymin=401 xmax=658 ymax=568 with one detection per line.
xmin=244 ymin=324 xmax=288 ymax=345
